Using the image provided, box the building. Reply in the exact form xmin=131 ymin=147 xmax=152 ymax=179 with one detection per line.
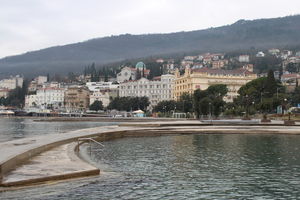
xmin=86 ymin=81 xmax=119 ymax=107
xmin=212 ymin=60 xmax=228 ymax=69
xmin=117 ymin=63 xmax=150 ymax=83
xmin=25 ymin=87 xmax=65 ymax=109
xmin=238 ymin=55 xmax=250 ymax=63
xmin=117 ymin=67 xmax=136 ymax=83
xmin=0 ymin=75 xmax=23 ymax=90
xmin=281 ymin=73 xmax=300 ymax=92
xmin=256 ymin=51 xmax=265 ymax=57
xmin=90 ymin=90 xmax=110 ymax=107
xmin=35 ymin=76 xmax=48 ymax=85
xmin=268 ymin=48 xmax=280 ymax=55
xmin=156 ymin=59 xmax=164 ymax=63
xmin=24 ymin=95 xmax=38 ymax=108
xmin=174 ymin=67 xmax=257 ymax=102
xmin=0 ymin=88 xmax=10 ymax=98
xmin=184 ymin=56 xmax=196 ymax=61
xmin=211 ymin=53 xmax=225 ymax=61
xmin=86 ymin=81 xmax=118 ymax=92
xmin=64 ymin=86 xmax=90 ymax=112
xmin=119 ymin=74 xmax=175 ymax=108
xmin=281 ymin=50 xmax=293 ymax=60
xmin=242 ymin=64 xmax=254 ymax=72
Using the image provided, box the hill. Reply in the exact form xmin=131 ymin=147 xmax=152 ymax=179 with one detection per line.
xmin=1 ymin=15 xmax=300 ymax=77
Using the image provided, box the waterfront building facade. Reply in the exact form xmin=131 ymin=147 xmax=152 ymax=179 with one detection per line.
xmin=90 ymin=90 xmax=110 ymax=107
xmin=64 ymin=86 xmax=90 ymax=112
xmin=119 ymin=74 xmax=175 ymax=108
xmin=87 ymin=81 xmax=119 ymax=107
xmin=174 ymin=67 xmax=257 ymax=102
xmin=25 ymin=87 xmax=65 ymax=109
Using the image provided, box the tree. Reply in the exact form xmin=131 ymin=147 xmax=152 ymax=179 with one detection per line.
xmin=193 ymin=84 xmax=228 ymax=118
xmin=107 ymin=96 xmax=150 ymax=111
xmin=89 ymin=100 xmax=103 ymax=111
xmin=291 ymin=86 xmax=300 ymax=106
xmin=286 ymin=63 xmax=300 ymax=73
xmin=153 ymin=100 xmax=178 ymax=113
xmin=178 ymin=93 xmax=193 ymax=113
xmin=67 ymin=72 xmax=77 ymax=82
xmin=237 ymin=75 xmax=285 ymax=114
xmin=136 ymin=68 xmax=142 ymax=80
xmin=264 ymin=69 xmax=277 ymax=97
xmin=199 ymin=97 xmax=210 ymax=116
xmin=142 ymin=65 xmax=145 ymax=77
xmin=207 ymin=84 xmax=228 ymax=98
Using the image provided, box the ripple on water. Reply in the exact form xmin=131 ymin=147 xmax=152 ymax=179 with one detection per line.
xmin=1 ymin=134 xmax=300 ymax=199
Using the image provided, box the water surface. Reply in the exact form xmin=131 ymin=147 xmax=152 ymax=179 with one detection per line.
xmin=0 ymin=117 xmax=118 ymax=142
xmin=1 ymin=134 xmax=300 ymax=199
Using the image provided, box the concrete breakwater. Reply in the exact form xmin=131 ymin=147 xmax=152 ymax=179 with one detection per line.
xmin=1 ymin=121 xmax=300 ymax=188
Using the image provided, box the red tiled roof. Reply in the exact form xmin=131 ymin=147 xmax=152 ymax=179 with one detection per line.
xmin=281 ymin=74 xmax=300 ymax=78
xmin=0 ymin=88 xmax=10 ymax=92
xmin=192 ymin=67 xmax=254 ymax=75
xmin=41 ymin=87 xmax=64 ymax=91
xmin=153 ymin=76 xmax=161 ymax=80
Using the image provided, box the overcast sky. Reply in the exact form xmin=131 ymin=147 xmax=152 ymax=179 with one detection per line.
xmin=1 ymin=0 xmax=299 ymax=58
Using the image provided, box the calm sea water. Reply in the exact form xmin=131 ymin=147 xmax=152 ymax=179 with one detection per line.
xmin=1 ymin=133 xmax=300 ymax=199
xmin=0 ymin=117 xmax=118 ymax=142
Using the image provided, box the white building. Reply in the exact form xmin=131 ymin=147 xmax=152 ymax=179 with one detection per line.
xmin=90 ymin=91 xmax=110 ymax=107
xmin=25 ymin=95 xmax=38 ymax=108
xmin=87 ymin=82 xmax=119 ymax=107
xmin=281 ymin=50 xmax=293 ymax=60
xmin=119 ymin=74 xmax=175 ymax=108
xmin=117 ymin=67 xmax=137 ymax=83
xmin=268 ymin=48 xmax=280 ymax=55
xmin=86 ymin=82 xmax=118 ymax=92
xmin=25 ymin=87 xmax=65 ymax=109
xmin=0 ymin=75 xmax=23 ymax=90
xmin=256 ymin=51 xmax=265 ymax=57
xmin=117 ymin=63 xmax=150 ymax=83
xmin=238 ymin=55 xmax=250 ymax=63
xmin=35 ymin=76 xmax=48 ymax=85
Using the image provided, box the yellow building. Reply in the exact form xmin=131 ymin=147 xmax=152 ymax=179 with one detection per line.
xmin=174 ymin=67 xmax=257 ymax=102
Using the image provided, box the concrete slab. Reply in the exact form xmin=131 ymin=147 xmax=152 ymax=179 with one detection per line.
xmin=1 ymin=143 xmax=98 ymax=186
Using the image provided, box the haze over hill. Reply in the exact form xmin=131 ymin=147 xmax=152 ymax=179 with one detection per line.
xmin=1 ymin=15 xmax=300 ymax=77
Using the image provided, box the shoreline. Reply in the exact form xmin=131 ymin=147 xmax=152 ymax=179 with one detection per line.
xmin=1 ymin=120 xmax=300 ymax=189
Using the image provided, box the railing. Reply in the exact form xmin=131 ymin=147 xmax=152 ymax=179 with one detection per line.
xmin=76 ymin=137 xmax=105 ymax=154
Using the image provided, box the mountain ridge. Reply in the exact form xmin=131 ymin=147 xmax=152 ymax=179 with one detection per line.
xmin=1 ymin=15 xmax=300 ymax=77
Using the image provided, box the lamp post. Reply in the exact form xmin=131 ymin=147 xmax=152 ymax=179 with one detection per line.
xmin=173 ymin=105 xmax=176 ymax=118
xmin=209 ymin=102 xmax=212 ymax=119
xmin=283 ymin=98 xmax=295 ymax=125
xmin=284 ymin=98 xmax=291 ymax=120
xmin=284 ymin=98 xmax=287 ymax=115
xmin=245 ymin=95 xmax=249 ymax=119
